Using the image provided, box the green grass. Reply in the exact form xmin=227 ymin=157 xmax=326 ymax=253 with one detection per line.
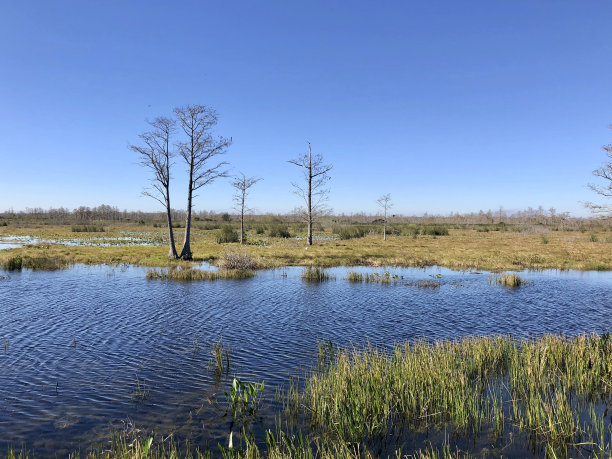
xmin=212 ymin=337 xmax=230 ymax=376
xmin=145 ymin=267 xmax=254 ymax=281
xmin=71 ymin=224 xmax=105 ymax=232
xmin=2 ymin=223 xmax=612 ymax=271
xmin=5 ymin=334 xmax=612 ymax=457
xmin=301 ymin=266 xmax=334 ymax=282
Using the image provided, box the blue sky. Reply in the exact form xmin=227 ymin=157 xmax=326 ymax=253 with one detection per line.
xmin=1 ymin=1 xmax=611 ymax=217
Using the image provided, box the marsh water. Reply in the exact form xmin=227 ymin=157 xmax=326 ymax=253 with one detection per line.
xmin=0 ymin=265 xmax=611 ymax=456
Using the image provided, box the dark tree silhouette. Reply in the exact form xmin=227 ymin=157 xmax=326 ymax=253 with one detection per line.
xmin=586 ymin=126 xmax=612 ymax=216
xmin=232 ymin=173 xmax=262 ymax=244
xmin=289 ymin=142 xmax=332 ymax=246
xmin=175 ymin=105 xmax=231 ymax=260
xmin=130 ymin=116 xmax=178 ymax=258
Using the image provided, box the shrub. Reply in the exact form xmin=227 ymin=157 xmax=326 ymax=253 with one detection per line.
xmin=216 ymin=225 xmax=239 ymax=244
xmin=221 ymin=213 xmax=232 ymax=222
xmin=332 ymin=226 xmax=367 ymax=240
xmin=420 ymin=225 xmax=449 ymax=236
xmin=268 ymin=224 xmax=291 ymax=238
xmin=223 ymin=249 xmax=258 ymax=270
xmin=401 ymin=225 xmax=420 ymax=238
xmin=254 ymin=224 xmax=266 ymax=235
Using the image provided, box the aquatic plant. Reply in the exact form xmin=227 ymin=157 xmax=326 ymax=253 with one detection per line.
xmin=145 ymin=267 xmax=254 ymax=281
xmin=492 ymin=273 xmax=524 ymax=287
xmin=301 ymin=266 xmax=334 ymax=282
xmin=346 ymin=271 xmax=363 ymax=282
xmin=212 ymin=337 xmax=230 ymax=375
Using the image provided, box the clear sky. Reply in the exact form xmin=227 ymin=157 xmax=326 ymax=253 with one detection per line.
xmin=1 ymin=1 xmax=611 ymax=217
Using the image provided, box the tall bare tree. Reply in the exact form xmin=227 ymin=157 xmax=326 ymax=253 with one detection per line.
xmin=130 ymin=116 xmax=178 ymax=258
xmin=377 ymin=193 xmax=393 ymax=241
xmin=175 ymin=105 xmax=231 ymax=260
xmin=232 ymin=173 xmax=262 ymax=244
xmin=289 ymin=142 xmax=332 ymax=246
xmin=586 ymin=126 xmax=612 ymax=216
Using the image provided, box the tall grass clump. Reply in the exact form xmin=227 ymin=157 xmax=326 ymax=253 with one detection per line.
xmin=346 ymin=271 xmax=363 ymax=282
xmin=23 ymin=256 xmax=67 ymax=270
xmin=146 ymin=267 xmax=254 ymax=281
xmin=216 ymin=224 xmax=239 ymax=243
xmin=302 ymin=266 xmax=334 ymax=282
xmin=332 ymin=225 xmax=368 ymax=240
xmin=212 ymin=337 xmax=230 ymax=375
xmin=4 ymin=255 xmax=22 ymax=271
xmin=491 ymin=273 xmax=524 ymax=287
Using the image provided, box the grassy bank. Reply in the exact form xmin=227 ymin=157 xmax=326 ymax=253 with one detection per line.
xmin=1 ymin=223 xmax=611 ymax=272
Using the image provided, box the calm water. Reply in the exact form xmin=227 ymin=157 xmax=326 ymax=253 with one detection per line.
xmin=0 ymin=265 xmax=611 ymax=456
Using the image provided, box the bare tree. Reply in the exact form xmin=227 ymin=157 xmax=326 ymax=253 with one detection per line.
xmin=586 ymin=126 xmax=612 ymax=216
xmin=377 ymin=193 xmax=393 ymax=241
xmin=232 ymin=173 xmax=262 ymax=244
xmin=175 ymin=105 xmax=231 ymax=260
xmin=289 ymin=142 xmax=333 ymax=246
xmin=130 ymin=116 xmax=178 ymax=258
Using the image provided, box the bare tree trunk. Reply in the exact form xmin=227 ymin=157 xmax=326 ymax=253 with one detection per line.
xmin=383 ymin=213 xmax=386 ymax=241
xmin=240 ymin=204 xmax=245 ymax=244
xmin=181 ymin=161 xmax=194 ymax=260
xmin=307 ymin=143 xmax=313 ymax=246
xmin=166 ymin=200 xmax=178 ymax=258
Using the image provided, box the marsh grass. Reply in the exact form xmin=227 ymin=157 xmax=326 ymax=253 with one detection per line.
xmin=304 ymin=334 xmax=612 ymax=456
xmin=405 ymin=279 xmax=441 ymax=288
xmin=131 ymin=378 xmax=149 ymax=401
xmin=2 ymin=223 xmax=611 ymax=271
xmin=4 ymin=255 xmax=22 ymax=271
xmin=212 ymin=338 xmax=230 ymax=375
xmin=489 ymin=273 xmax=525 ymax=287
xmin=301 ymin=266 xmax=334 ymax=282
xmin=71 ymin=225 xmax=105 ymax=232
xmin=332 ymin=226 xmax=368 ymax=240
xmin=145 ymin=267 xmax=254 ymax=281
xmin=345 ymin=271 xmax=402 ymax=284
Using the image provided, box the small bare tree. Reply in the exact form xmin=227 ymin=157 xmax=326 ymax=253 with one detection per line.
xmin=586 ymin=126 xmax=612 ymax=216
xmin=175 ymin=105 xmax=231 ymax=260
xmin=377 ymin=193 xmax=393 ymax=241
xmin=232 ymin=173 xmax=262 ymax=244
xmin=289 ymin=142 xmax=332 ymax=246
xmin=130 ymin=116 xmax=178 ymax=258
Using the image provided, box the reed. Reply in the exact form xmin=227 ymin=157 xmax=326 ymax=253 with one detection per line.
xmin=304 ymin=334 xmax=612 ymax=456
xmin=3 ymin=255 xmax=22 ymax=271
xmin=212 ymin=338 xmax=230 ymax=375
xmin=301 ymin=266 xmax=334 ymax=282
xmin=493 ymin=273 xmax=524 ymax=287
xmin=145 ymin=267 xmax=254 ymax=281
xmin=346 ymin=271 xmax=363 ymax=282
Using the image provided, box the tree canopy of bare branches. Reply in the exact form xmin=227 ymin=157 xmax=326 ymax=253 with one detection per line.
xmin=377 ymin=193 xmax=393 ymax=240
xmin=289 ymin=142 xmax=332 ymax=246
xmin=175 ymin=105 xmax=231 ymax=259
xmin=586 ymin=126 xmax=612 ymax=216
xmin=130 ymin=116 xmax=179 ymax=258
xmin=232 ymin=173 xmax=262 ymax=244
